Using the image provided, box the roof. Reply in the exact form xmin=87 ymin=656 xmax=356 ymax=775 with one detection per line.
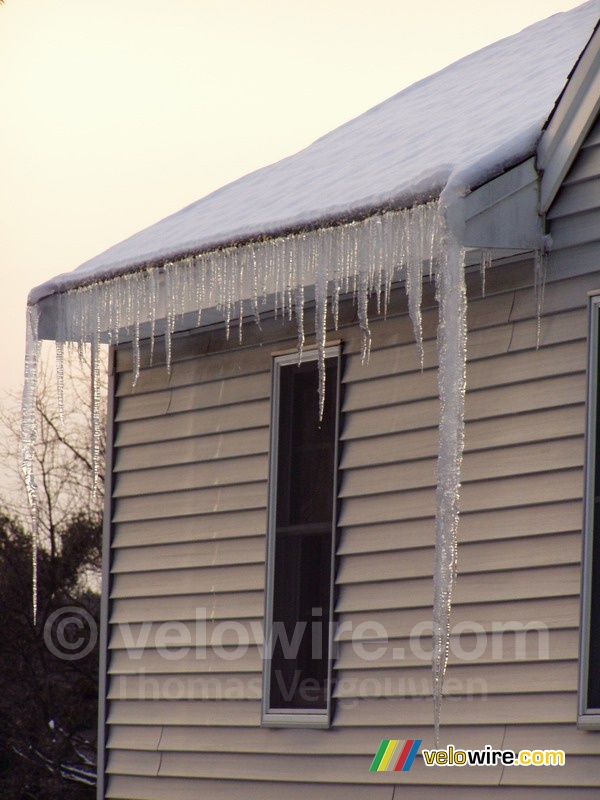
xmin=29 ymin=0 xmax=600 ymax=305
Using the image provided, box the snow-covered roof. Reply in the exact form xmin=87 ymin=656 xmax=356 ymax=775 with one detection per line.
xmin=29 ymin=0 xmax=600 ymax=304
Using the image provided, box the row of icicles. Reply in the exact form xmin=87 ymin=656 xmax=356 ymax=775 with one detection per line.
xmin=22 ymin=200 xmax=479 ymax=741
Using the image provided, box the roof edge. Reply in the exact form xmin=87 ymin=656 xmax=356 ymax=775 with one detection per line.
xmin=538 ymin=19 xmax=600 ymax=213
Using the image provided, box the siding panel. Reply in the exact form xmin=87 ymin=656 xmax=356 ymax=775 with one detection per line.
xmin=105 ymin=182 xmax=600 ymax=797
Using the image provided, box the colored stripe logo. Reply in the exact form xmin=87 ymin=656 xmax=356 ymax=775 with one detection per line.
xmin=369 ymin=739 xmax=422 ymax=772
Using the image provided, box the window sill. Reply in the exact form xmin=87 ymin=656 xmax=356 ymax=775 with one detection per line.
xmin=261 ymin=711 xmax=331 ymax=729
xmin=577 ymin=713 xmax=600 ymax=730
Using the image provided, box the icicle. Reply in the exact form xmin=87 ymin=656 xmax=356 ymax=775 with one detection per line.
xmin=534 ymin=249 xmax=547 ymax=349
xmin=294 ymin=285 xmax=305 ymax=363
xmin=330 ymin=229 xmax=341 ymax=331
xmin=90 ymin=301 xmax=103 ymax=500
xmin=357 ymin=270 xmax=372 ymax=364
xmin=149 ymin=268 xmax=157 ymax=366
xmin=405 ymin=207 xmax=425 ymax=369
xmin=480 ymin=249 xmax=492 ymax=297
xmin=21 ymin=305 xmax=41 ymax=624
xmin=132 ymin=278 xmax=141 ymax=388
xmin=164 ymin=265 xmax=174 ymax=373
xmin=55 ymin=340 xmax=65 ymax=426
xmin=315 ymin=251 xmax=328 ymax=419
xmin=432 ymin=216 xmax=467 ymax=746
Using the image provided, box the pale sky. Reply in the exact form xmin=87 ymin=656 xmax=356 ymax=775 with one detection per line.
xmin=0 ymin=0 xmax=589 ymax=397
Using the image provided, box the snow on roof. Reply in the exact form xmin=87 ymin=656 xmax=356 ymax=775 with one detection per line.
xmin=30 ymin=0 xmax=600 ymax=304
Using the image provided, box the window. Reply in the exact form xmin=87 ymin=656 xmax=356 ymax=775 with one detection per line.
xmin=580 ymin=292 xmax=600 ymax=727
xmin=262 ymin=345 xmax=341 ymax=727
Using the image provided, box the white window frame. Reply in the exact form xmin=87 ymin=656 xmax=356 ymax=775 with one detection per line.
xmin=261 ymin=345 xmax=341 ymax=728
xmin=579 ymin=291 xmax=600 ymax=728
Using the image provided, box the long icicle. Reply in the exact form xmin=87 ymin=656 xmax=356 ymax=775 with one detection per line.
xmin=432 ymin=220 xmax=467 ymax=745
xmin=21 ymin=305 xmax=41 ymax=625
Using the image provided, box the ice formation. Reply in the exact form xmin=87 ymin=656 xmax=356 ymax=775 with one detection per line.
xmin=22 ymin=199 xmax=468 ymax=733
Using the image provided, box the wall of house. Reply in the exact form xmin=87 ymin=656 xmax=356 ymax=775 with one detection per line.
xmin=102 ymin=277 xmax=595 ymax=798
xmin=101 ymin=114 xmax=600 ymax=800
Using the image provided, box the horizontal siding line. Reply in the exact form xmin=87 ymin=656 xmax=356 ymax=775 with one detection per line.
xmin=111 ymin=507 xmax=267 ymax=526
xmin=103 ymin=777 xmax=600 ymax=798
xmin=109 ymin=560 xmax=265 ymax=581
xmin=338 ymin=502 xmax=582 ymax=552
xmin=112 ymin=534 xmax=265 ymax=553
xmin=340 ymin=426 xmax=584 ymax=455
xmin=111 ymin=558 xmax=265 ymax=576
xmin=104 ymin=692 xmax=573 ymax=723
xmin=112 ymin=511 xmax=266 ymax=527
xmin=336 ymin=595 xmax=580 ymax=619
xmin=341 ymin=310 xmax=585 ymax=367
xmin=108 ymin=607 xmax=264 ymax=625
xmin=337 ymin=535 xmax=580 ymax=559
xmin=341 ymin=401 xmax=585 ymax=443
xmin=111 ymin=536 xmax=266 ymax=552
xmin=105 ymin=646 xmax=260 ymax=659
xmin=109 ymin=599 xmax=264 ymax=625
xmin=336 ymin=528 xmax=582 ymax=558
xmin=546 ymin=238 xmax=600 ymax=263
xmin=103 ymin=746 xmax=599 ymax=785
xmin=115 ymin=391 xmax=271 ymax=423
xmin=335 ymin=562 xmax=581 ymax=589
xmin=342 ymin=369 xmax=585 ymax=416
xmin=112 ymin=523 xmax=267 ymax=549
xmin=116 ymin=386 xmax=271 ymax=410
xmin=336 ymin=502 xmax=563 ymax=527
xmin=111 ymin=559 xmax=265 ymax=575
xmin=336 ymin=534 xmax=581 ymax=591
xmin=113 ymin=450 xmax=269 ymax=476
xmin=343 ymin=367 xmax=585 ymax=414
xmin=548 ymin=204 xmax=600 ymax=242
xmin=546 ymin=181 xmax=600 ymax=220
xmin=115 ymin=339 xmax=279 ymax=372
xmin=115 ymin=368 xmax=271 ymax=399
xmin=560 ymin=144 xmax=600 ymax=187
xmin=336 ymin=594 xmax=582 ymax=617
xmin=109 ymin=615 xmax=572 ymax=653
xmin=115 ymin=400 xmax=269 ymax=430
xmin=105 ymin=656 xmax=578 ymax=680
xmin=334 ymin=626 xmax=580 ymax=644
xmin=112 ymin=474 xmax=268 ymax=501
xmin=114 ymin=422 xmax=269 ymax=448
xmin=341 ymin=420 xmax=436 ymax=441
xmin=343 ymin=337 xmax=586 ymax=386
xmin=335 ymin=506 xmax=579 ymax=529
xmin=106 ymin=607 xmax=579 ymax=631
xmin=103 ymin=721 xmax=600 ymax=755
xmin=108 ymin=586 xmax=265 ymax=603
xmin=340 ymin=458 xmax=583 ymax=493
xmin=339 ymin=465 xmax=583 ymax=499
xmin=112 ymin=485 xmax=268 ymax=524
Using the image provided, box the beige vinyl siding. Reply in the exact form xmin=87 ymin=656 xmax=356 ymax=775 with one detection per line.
xmin=104 ymin=239 xmax=600 ymax=795
xmin=546 ymin=112 xmax=600 ymax=276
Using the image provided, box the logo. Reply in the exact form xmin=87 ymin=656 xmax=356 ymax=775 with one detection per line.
xmin=369 ymin=739 xmax=422 ymax=772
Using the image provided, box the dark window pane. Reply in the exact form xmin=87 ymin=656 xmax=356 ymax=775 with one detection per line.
xmin=277 ymin=360 xmax=337 ymax=527
xmin=268 ymin=355 xmax=339 ymax=712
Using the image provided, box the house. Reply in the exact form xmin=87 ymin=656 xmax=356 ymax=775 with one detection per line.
xmin=24 ymin=1 xmax=600 ymax=797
